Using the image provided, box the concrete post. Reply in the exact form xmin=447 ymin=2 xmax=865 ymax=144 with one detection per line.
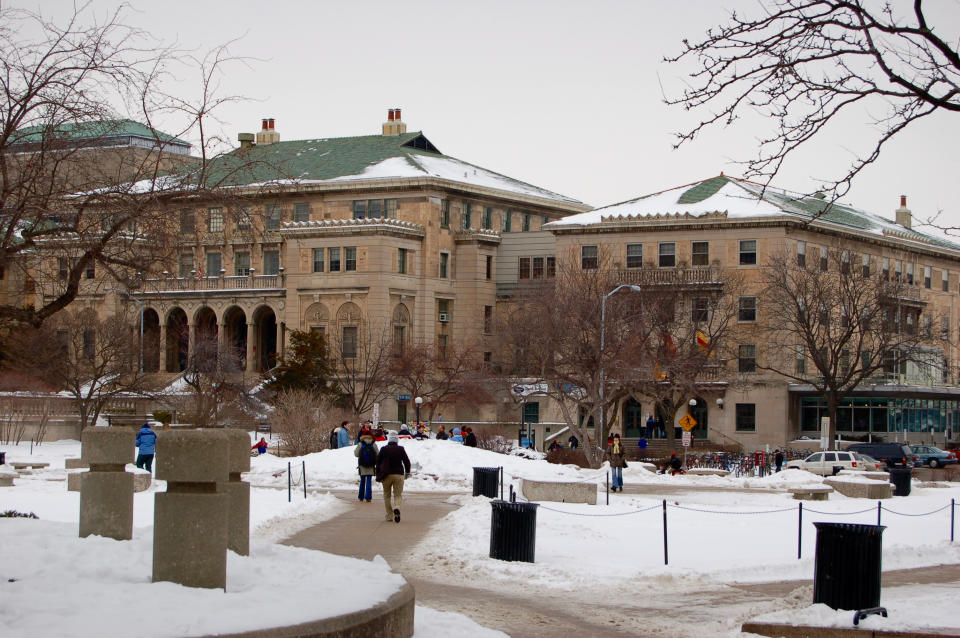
xmin=79 ymin=427 xmax=135 ymax=541
xmin=222 ymin=429 xmax=251 ymax=556
xmin=153 ymin=430 xmax=229 ymax=589
xmin=245 ymin=322 xmax=255 ymax=372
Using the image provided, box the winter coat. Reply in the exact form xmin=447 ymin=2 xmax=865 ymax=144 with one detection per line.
xmin=136 ymin=426 xmax=157 ymax=455
xmin=354 ymin=440 xmax=380 ymax=476
xmin=329 ymin=429 xmax=339 ymax=449
xmin=464 ymin=432 xmax=477 ymax=447
xmin=337 ymin=427 xmax=350 ymax=449
xmin=604 ymin=440 xmax=627 ymax=468
xmin=375 ymin=442 xmax=411 ymax=482
xmin=435 ymin=431 xmax=449 ymax=441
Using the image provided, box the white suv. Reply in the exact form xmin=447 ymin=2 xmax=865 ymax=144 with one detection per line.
xmin=785 ymin=451 xmax=864 ymax=476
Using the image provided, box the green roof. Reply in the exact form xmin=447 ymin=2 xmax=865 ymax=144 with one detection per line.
xmin=677 ymin=175 xmax=730 ymax=204
xmin=13 ymin=118 xmax=189 ymax=147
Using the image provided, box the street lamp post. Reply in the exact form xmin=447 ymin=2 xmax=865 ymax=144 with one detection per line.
xmin=414 ymin=396 xmax=423 ymax=426
xmin=598 ymin=284 xmax=644 ymax=454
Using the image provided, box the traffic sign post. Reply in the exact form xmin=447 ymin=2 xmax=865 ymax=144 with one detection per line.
xmin=679 ymin=414 xmax=697 ymax=432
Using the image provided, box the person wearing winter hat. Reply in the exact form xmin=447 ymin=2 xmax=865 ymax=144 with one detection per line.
xmin=450 ymin=427 xmax=464 ymax=444
xmin=375 ymin=430 xmax=411 ymax=523
xmin=604 ymin=433 xmax=627 ymax=491
xmin=354 ymin=430 xmax=379 ymax=503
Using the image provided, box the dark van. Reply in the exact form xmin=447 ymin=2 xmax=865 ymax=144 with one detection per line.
xmin=845 ymin=443 xmax=914 ymax=469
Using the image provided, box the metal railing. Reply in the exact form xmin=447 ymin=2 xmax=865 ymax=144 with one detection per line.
xmin=139 ymin=274 xmax=284 ymax=292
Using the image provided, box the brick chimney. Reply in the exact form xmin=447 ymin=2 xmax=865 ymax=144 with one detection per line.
xmin=255 ymin=117 xmax=280 ymax=145
xmin=382 ymin=108 xmax=407 ymax=136
xmin=895 ymin=195 xmax=911 ymax=229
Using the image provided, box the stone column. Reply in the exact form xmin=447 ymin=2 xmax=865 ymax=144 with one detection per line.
xmin=245 ymin=322 xmax=255 ymax=372
xmin=222 ymin=430 xmax=251 ymax=555
xmin=158 ymin=323 xmax=167 ymax=373
xmin=79 ymin=427 xmax=135 ymax=541
xmin=153 ymin=430 xmax=229 ymax=589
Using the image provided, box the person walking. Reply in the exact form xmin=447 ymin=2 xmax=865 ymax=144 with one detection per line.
xmin=251 ymin=437 xmax=268 ymax=455
xmin=376 ymin=430 xmax=411 ymax=523
xmin=464 ymin=427 xmax=477 ymax=447
xmin=329 ymin=427 xmax=339 ymax=450
xmin=354 ymin=429 xmax=379 ymax=503
xmin=604 ymin=433 xmax=627 ymax=492
xmin=645 ymin=414 xmax=656 ymax=439
xmin=135 ymin=422 xmax=157 ymax=472
xmin=774 ymin=449 xmax=784 ymax=473
xmin=568 ymin=435 xmax=579 ymax=450
xmin=337 ymin=421 xmax=351 ymax=449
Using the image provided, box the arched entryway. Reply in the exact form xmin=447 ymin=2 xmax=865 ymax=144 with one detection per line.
xmin=622 ymin=397 xmax=644 ymax=437
xmin=253 ymin=306 xmax=277 ymax=372
xmin=165 ymin=308 xmax=188 ymax=372
xmin=143 ymin=308 xmax=161 ymax=372
xmin=223 ymin=306 xmax=248 ymax=370
xmin=193 ymin=307 xmax=218 ymax=370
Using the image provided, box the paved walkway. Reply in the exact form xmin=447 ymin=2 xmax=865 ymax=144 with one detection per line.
xmin=283 ymin=489 xmax=960 ymax=638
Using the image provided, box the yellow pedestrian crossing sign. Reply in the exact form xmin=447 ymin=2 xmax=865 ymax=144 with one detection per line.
xmin=679 ymin=414 xmax=697 ymax=431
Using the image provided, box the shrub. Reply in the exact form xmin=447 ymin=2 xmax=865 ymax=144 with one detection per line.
xmin=1 ymin=510 xmax=38 ymax=518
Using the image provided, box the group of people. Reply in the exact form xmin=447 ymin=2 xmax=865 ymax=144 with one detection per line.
xmin=547 ymin=435 xmax=580 ymax=452
xmin=329 ymin=421 xmax=477 ymax=448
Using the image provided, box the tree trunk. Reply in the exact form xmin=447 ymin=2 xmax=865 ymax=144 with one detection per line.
xmin=826 ymin=392 xmax=838 ymax=451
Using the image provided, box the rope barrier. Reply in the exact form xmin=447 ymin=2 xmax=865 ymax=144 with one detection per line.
xmin=802 ymin=506 xmax=880 ymax=515
xmin=879 ymin=503 xmax=952 ymax=517
xmin=671 ymin=504 xmax=797 ymax=515
xmin=534 ymin=502 xmax=662 ymax=517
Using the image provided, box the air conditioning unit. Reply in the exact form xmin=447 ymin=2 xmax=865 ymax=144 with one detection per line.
xmin=438 ymin=313 xmax=451 ymax=323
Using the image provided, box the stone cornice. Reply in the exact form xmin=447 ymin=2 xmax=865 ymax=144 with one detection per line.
xmin=280 ymin=218 xmax=425 ymax=239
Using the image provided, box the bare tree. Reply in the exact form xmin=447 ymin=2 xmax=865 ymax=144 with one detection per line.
xmin=177 ymin=331 xmax=245 ymax=428
xmin=332 ymin=320 xmax=396 ymax=424
xmin=666 ymin=1 xmax=960 ymax=203
xmin=6 ymin=308 xmax=140 ymax=430
xmin=389 ymin=340 xmax=492 ymax=422
xmin=0 ymin=4 xmax=250 ymax=327
xmin=270 ymin=389 xmax=349 ymax=456
xmin=759 ymin=247 xmax=944 ymax=447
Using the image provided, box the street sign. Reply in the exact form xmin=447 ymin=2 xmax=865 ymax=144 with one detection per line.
xmin=679 ymin=414 xmax=697 ymax=431
xmin=682 ymin=431 xmax=692 ymax=447
xmin=397 ymin=394 xmax=411 ymax=402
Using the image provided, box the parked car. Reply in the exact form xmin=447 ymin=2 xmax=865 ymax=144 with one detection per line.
xmin=785 ymin=451 xmax=865 ymax=475
xmin=853 ymin=453 xmax=883 ymax=471
xmin=908 ymin=445 xmax=958 ymax=468
xmin=844 ymin=443 xmax=914 ymax=469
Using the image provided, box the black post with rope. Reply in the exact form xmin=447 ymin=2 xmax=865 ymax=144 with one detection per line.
xmin=662 ymin=499 xmax=668 ymax=565
xmin=302 ymin=460 xmax=307 ymax=499
xmin=287 ymin=461 xmax=291 ymax=503
xmin=798 ymin=502 xmax=803 ymax=560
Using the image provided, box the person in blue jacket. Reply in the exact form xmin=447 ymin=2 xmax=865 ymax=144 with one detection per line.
xmin=337 ymin=421 xmax=351 ymax=449
xmin=135 ymin=422 xmax=158 ymax=472
xmin=450 ymin=427 xmax=464 ymax=444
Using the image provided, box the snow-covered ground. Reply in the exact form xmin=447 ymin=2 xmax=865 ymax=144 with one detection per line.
xmin=2 ymin=435 xmax=960 ymax=636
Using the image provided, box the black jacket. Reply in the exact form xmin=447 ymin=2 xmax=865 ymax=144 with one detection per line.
xmin=435 ymin=431 xmax=449 ymax=440
xmin=464 ymin=432 xmax=477 ymax=447
xmin=376 ymin=442 xmax=411 ymax=481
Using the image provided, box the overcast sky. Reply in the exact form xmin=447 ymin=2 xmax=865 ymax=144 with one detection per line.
xmin=28 ymin=1 xmax=960 ymax=234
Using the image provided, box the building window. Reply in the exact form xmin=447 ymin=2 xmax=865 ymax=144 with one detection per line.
xmin=263 ymin=250 xmax=280 ymax=275
xmin=503 ymin=210 xmax=512 ymax=232
xmin=547 ymin=256 xmax=556 ymax=278
xmin=840 ymin=250 xmax=850 ymax=274
xmin=542 ymin=215 xmax=549 ymax=227
xmin=293 ymin=202 xmax=311 ymax=222
xmin=206 ymin=252 xmax=221 ymax=276
xmin=943 ymin=269 xmax=950 ymax=292
xmin=482 ymin=207 xmax=493 ymax=230
xmin=692 ymin=241 xmax=709 ymax=266
xmin=352 ymin=199 xmax=396 ymax=220
xmin=862 ymin=254 xmax=870 ymax=277
xmin=353 ymin=200 xmax=366 ymax=219
xmin=581 ymin=245 xmax=598 ymax=270
xmin=895 ymin=260 xmax=902 ymax=281
xmin=484 ymin=306 xmax=493 ymax=334
xmin=924 ymin=265 xmax=931 ymax=289
xmin=942 ymin=317 xmax=950 ymax=340
xmin=236 ymin=207 xmax=252 ymax=231
xmin=882 ymin=257 xmax=890 ymax=280
xmin=178 ymin=253 xmax=194 ymax=277
xmin=58 ymin=258 xmax=68 ymax=280
xmin=438 ymin=299 xmax=450 ymax=318
xmin=462 ymin=203 xmax=471 ymax=229
xmin=398 ymin=248 xmax=408 ymax=274
xmin=738 ymin=296 xmax=757 ymax=322
xmin=735 ymin=403 xmax=756 ymax=431
xmin=797 ymin=241 xmax=806 ymax=267
xmin=82 ymin=329 xmax=96 ymax=359
xmin=266 ymin=205 xmax=282 ymax=230
xmin=522 ymin=213 xmax=531 ymax=232
xmin=179 ymin=209 xmax=195 ymax=234
xmin=692 ymin=297 xmax=708 ymax=322
xmin=84 ymin=263 xmax=95 ymax=279
xmin=658 ymin=242 xmax=676 ymax=268
xmin=738 ymin=344 xmax=757 ymax=373
xmin=519 ymin=257 xmax=530 ymax=279
xmin=440 ymin=252 xmax=449 ymax=279
xmin=486 ymin=255 xmax=492 ymax=280
xmin=795 ymin=345 xmax=806 ymax=375
xmin=312 ymin=248 xmax=324 ymax=273
xmin=329 ymin=247 xmax=341 ymax=272
xmin=907 ymin=262 xmax=914 ymax=285
xmin=626 ymin=244 xmax=643 ymax=269
xmin=532 ymin=257 xmax=544 ymax=279
xmin=523 ymin=402 xmax=540 ymax=423
xmin=819 ymin=246 xmax=828 ymax=272
xmin=440 ymin=200 xmax=450 ymax=228
xmin=344 ymin=246 xmax=357 ymax=272
xmin=437 ymin=333 xmax=448 ymax=359
xmin=739 ymin=240 xmax=757 ymax=266
xmin=234 ymin=251 xmax=250 ymax=276
xmin=208 ymin=207 xmax=224 ymax=232
xmin=341 ymin=326 xmax=358 ymax=359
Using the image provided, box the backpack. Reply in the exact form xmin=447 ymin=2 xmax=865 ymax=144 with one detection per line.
xmin=359 ymin=441 xmax=376 ymax=467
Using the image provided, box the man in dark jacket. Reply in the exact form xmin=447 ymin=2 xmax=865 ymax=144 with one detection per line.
xmin=464 ymin=427 xmax=477 ymax=447
xmin=376 ymin=430 xmax=411 ymax=523
xmin=135 ymin=422 xmax=158 ymax=472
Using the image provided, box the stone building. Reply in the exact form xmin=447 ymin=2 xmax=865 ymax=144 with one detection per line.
xmin=544 ymin=175 xmax=960 ymax=449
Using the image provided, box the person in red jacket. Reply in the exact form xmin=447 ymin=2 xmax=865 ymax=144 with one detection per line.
xmin=251 ymin=437 xmax=268 ymax=455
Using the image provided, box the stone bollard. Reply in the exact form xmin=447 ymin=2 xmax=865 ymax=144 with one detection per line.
xmin=79 ymin=427 xmax=135 ymax=540
xmin=222 ymin=429 xmax=251 ymax=556
xmin=153 ymin=430 xmax=229 ymax=589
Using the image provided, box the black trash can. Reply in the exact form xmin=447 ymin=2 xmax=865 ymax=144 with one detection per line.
xmin=889 ymin=468 xmax=911 ymax=496
xmin=813 ymin=522 xmax=885 ymax=610
xmin=0 ymin=451 xmax=5 ymax=465
xmin=489 ymin=500 xmax=539 ymax=562
xmin=473 ymin=466 xmax=500 ymax=498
